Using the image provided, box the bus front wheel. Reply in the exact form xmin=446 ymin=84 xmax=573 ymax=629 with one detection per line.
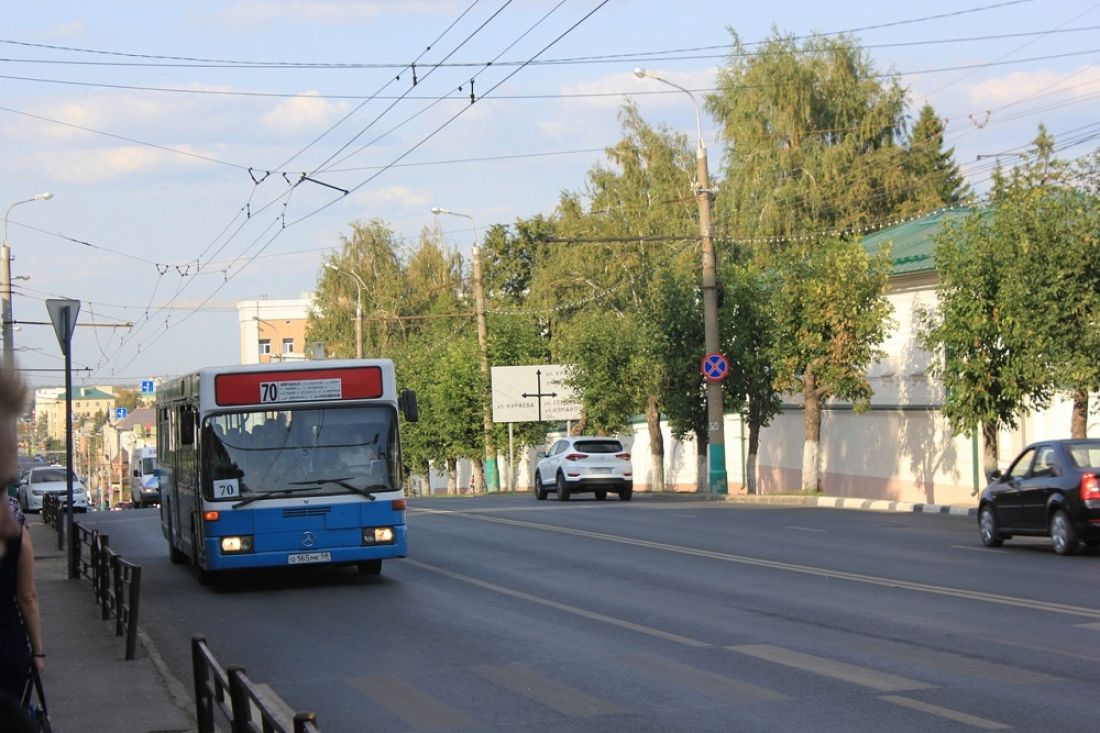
xmin=357 ymin=560 xmax=382 ymax=576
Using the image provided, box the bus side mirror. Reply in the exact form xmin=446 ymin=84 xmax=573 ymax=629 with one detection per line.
xmin=399 ymin=389 xmax=419 ymax=423
xmin=133 ymin=469 xmax=141 ymax=478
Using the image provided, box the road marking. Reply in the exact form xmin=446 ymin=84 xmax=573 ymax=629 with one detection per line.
xmin=618 ymin=654 xmax=788 ymax=703
xmin=349 ymin=675 xmax=479 ymax=731
xmin=846 ymin=638 xmax=1061 ymax=684
xmin=880 ymin=695 xmax=1010 ymax=730
xmin=788 ymin=526 xmax=826 ymax=532
xmin=471 ymin=663 xmax=622 ymax=717
xmin=405 ymin=559 xmax=710 ymax=647
xmin=727 ymin=644 xmax=933 ymax=692
xmin=951 ymin=544 xmax=1007 ymax=554
xmin=1077 ymin=622 xmax=1100 ymax=631
xmin=420 ymin=510 xmax=1100 ymax=620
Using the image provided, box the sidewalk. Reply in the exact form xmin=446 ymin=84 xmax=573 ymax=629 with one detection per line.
xmin=720 ymin=492 xmax=978 ymax=516
xmin=28 ymin=520 xmax=195 ymax=733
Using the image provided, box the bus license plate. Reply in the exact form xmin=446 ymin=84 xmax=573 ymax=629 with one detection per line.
xmin=288 ymin=552 xmax=331 ymax=565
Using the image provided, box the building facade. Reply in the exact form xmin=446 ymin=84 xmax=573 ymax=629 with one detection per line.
xmin=237 ymin=295 xmax=313 ymax=364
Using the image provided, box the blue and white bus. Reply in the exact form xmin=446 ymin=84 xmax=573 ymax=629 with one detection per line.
xmin=156 ymin=360 xmax=418 ymax=583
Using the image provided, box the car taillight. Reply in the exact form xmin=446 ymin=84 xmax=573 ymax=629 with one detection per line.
xmin=1081 ymin=473 xmax=1100 ymax=501
xmin=564 ymin=453 xmax=586 ymax=461
xmin=615 ymin=452 xmax=631 ymax=461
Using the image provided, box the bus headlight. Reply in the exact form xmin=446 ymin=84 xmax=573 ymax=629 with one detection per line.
xmin=362 ymin=526 xmax=395 ymax=545
xmin=221 ymin=535 xmax=253 ymax=553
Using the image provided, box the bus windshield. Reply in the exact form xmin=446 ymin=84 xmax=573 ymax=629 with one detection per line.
xmin=202 ymin=406 xmax=396 ymax=500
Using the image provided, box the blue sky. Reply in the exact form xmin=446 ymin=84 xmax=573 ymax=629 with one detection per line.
xmin=3 ymin=0 xmax=1098 ymax=389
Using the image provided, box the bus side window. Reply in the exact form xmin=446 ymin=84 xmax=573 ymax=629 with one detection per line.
xmin=180 ymin=406 xmax=195 ymax=446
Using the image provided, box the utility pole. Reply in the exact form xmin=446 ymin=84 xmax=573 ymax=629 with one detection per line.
xmin=3 ymin=192 xmax=53 ymax=367
xmin=633 ymin=69 xmax=727 ymax=493
xmin=326 ymin=264 xmax=365 ymax=358
xmin=431 ymin=207 xmax=499 ymax=492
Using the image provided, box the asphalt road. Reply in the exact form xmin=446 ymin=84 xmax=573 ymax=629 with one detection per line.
xmin=81 ymin=495 xmax=1100 ymax=733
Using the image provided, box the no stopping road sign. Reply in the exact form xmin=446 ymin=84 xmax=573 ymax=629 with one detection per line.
xmin=701 ymin=353 xmax=729 ymax=382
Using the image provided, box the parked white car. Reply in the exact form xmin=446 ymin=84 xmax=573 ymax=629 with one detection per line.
xmin=534 ymin=436 xmax=633 ymax=501
xmin=18 ymin=465 xmax=89 ymax=513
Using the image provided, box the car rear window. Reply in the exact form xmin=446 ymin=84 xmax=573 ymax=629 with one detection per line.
xmin=574 ymin=440 xmax=623 ymax=454
xmin=1067 ymin=444 xmax=1100 ymax=470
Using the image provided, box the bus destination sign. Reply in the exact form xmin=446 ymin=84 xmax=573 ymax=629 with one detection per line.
xmin=215 ymin=366 xmax=383 ymax=406
xmin=260 ymin=378 xmax=341 ymax=403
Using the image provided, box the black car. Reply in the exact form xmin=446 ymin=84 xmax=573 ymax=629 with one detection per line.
xmin=978 ymin=439 xmax=1100 ymax=555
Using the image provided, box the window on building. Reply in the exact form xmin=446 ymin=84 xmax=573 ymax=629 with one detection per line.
xmin=282 ymin=338 xmax=295 ymax=354
xmin=259 ymin=339 xmax=271 ymax=355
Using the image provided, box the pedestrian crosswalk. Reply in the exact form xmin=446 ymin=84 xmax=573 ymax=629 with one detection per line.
xmin=315 ymin=637 xmax=1058 ymax=731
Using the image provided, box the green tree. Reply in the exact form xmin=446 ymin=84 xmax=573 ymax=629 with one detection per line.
xmin=707 ymin=30 xmax=912 ymax=241
xmin=309 ymin=219 xmax=404 ymax=358
xmin=917 ymin=208 xmax=1049 ymax=470
xmin=989 ymin=128 xmax=1100 ymax=438
xmin=113 ymin=388 xmax=141 ymax=412
xmin=482 ymin=215 xmax=557 ymax=305
xmin=398 ymin=333 xmax=484 ymax=494
xmin=637 ymin=268 xmax=705 ymax=489
xmin=539 ymin=102 xmax=701 ymax=490
xmin=719 ymin=261 xmax=783 ymax=494
xmin=707 ymin=29 xmax=963 ymax=492
xmin=903 ymin=103 xmax=969 ymax=214
xmin=771 ymin=239 xmax=894 ymax=491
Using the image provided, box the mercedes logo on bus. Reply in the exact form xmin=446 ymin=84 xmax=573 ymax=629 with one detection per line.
xmin=300 ymin=531 xmax=317 ymax=548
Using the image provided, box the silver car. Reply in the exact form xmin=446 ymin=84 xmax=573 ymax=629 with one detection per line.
xmin=534 ymin=436 xmax=633 ymax=501
xmin=18 ymin=465 xmax=89 ymax=513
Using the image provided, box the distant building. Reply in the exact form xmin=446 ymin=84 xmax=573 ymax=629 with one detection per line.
xmin=237 ymin=295 xmax=314 ymax=364
xmin=40 ymin=386 xmax=116 ymax=441
xmin=100 ymin=406 xmax=156 ymax=507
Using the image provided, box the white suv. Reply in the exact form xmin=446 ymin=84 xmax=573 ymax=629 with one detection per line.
xmin=534 ymin=436 xmax=633 ymax=501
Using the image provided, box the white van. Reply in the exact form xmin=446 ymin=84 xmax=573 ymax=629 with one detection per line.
xmin=129 ymin=446 xmax=159 ymax=508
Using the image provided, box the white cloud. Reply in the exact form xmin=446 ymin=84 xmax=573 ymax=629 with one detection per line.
xmin=261 ymin=91 xmax=352 ymax=136
xmin=46 ymin=20 xmax=88 ymax=39
xmin=354 ymin=184 xmax=430 ymax=211
xmin=960 ymin=64 xmax=1100 ymax=108
xmin=16 ymin=145 xmax=209 ymax=184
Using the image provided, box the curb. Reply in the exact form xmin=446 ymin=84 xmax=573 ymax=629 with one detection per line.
xmin=720 ymin=493 xmax=977 ymax=517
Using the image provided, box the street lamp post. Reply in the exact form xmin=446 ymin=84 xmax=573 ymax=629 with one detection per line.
xmin=633 ymin=68 xmax=727 ymax=494
xmin=3 ymin=192 xmax=53 ymax=368
xmin=325 ymin=263 xmax=365 ymax=359
xmin=431 ymin=206 xmax=499 ymax=493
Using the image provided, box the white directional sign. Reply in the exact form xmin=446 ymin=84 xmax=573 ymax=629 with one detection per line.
xmin=491 ymin=364 xmax=581 ymax=423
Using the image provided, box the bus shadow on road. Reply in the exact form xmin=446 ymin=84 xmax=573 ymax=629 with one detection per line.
xmin=197 ymin=564 xmax=396 ymax=594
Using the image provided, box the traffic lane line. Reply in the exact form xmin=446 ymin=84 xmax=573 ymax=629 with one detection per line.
xmin=404 ymin=559 xmax=710 ymax=648
xmin=617 ymin=654 xmax=788 ymax=704
xmin=471 ymin=663 xmax=623 ymax=717
xmin=726 ymin=644 xmax=932 ymax=692
xmin=879 ymin=695 xmax=1010 ymax=730
xmin=419 ymin=509 xmax=1100 ymax=621
xmin=349 ymin=674 xmax=480 ymax=732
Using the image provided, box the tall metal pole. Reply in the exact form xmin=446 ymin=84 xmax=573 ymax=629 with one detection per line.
xmin=3 ymin=192 xmax=52 ymax=368
xmin=633 ymin=69 xmax=727 ymax=493
xmin=326 ymin=264 xmax=365 ymax=358
xmin=431 ymin=207 xmax=499 ymax=492
xmin=63 ymin=307 xmax=77 ymax=578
